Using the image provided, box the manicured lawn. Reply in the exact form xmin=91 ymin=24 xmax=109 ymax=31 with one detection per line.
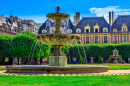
xmin=0 ymin=67 xmax=5 ymax=70
xmin=0 ymin=75 xmax=129 ymax=86
xmin=68 ymin=64 xmax=130 ymax=70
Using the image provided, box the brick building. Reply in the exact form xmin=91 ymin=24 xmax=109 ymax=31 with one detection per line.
xmin=38 ymin=12 xmax=130 ymax=45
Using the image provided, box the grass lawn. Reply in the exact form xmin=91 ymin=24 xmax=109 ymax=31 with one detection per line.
xmin=0 ymin=67 xmax=5 ymax=70
xmin=0 ymin=75 xmax=129 ymax=86
xmin=68 ymin=64 xmax=130 ymax=70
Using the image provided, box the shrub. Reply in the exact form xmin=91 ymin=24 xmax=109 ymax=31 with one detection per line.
xmin=98 ymin=55 xmax=103 ymax=63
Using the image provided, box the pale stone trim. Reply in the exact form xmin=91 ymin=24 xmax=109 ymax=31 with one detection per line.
xmin=93 ymin=25 xmax=99 ymax=32
xmin=42 ymin=29 xmax=47 ymax=33
xmin=121 ymin=25 xmax=128 ymax=31
xmin=84 ymin=26 xmax=90 ymax=33
xmin=76 ymin=28 xmax=81 ymax=33
xmin=103 ymin=27 xmax=108 ymax=32
xmin=67 ymin=29 xmax=72 ymax=33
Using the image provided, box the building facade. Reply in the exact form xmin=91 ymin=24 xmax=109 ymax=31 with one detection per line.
xmin=38 ymin=12 xmax=130 ymax=45
xmin=0 ymin=15 xmax=42 ymax=36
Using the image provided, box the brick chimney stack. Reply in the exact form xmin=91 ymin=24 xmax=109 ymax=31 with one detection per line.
xmin=74 ymin=12 xmax=80 ymax=26
xmin=109 ymin=11 xmax=111 ymax=26
xmin=112 ymin=11 xmax=114 ymax=24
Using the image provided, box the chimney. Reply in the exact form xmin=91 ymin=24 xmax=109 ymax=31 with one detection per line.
xmin=76 ymin=12 xmax=80 ymax=25
xmin=74 ymin=15 xmax=76 ymax=26
xmin=10 ymin=15 xmax=13 ymax=23
xmin=109 ymin=11 xmax=111 ymax=26
xmin=112 ymin=11 xmax=114 ymax=24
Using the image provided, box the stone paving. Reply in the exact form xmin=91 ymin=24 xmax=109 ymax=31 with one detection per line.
xmin=0 ymin=70 xmax=130 ymax=76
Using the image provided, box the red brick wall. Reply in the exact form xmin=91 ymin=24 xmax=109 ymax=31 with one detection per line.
xmin=0 ymin=30 xmax=16 ymax=36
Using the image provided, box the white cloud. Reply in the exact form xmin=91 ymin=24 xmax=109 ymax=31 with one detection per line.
xmin=89 ymin=6 xmax=130 ymax=23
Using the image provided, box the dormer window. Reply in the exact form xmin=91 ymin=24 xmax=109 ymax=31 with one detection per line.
xmin=84 ymin=26 xmax=90 ymax=33
xmin=67 ymin=29 xmax=72 ymax=33
xmin=95 ymin=28 xmax=98 ymax=32
xmin=113 ymin=28 xmax=117 ymax=32
xmin=86 ymin=29 xmax=89 ymax=33
xmin=121 ymin=25 xmax=127 ymax=32
xmin=50 ymin=27 xmax=55 ymax=33
xmin=42 ymin=29 xmax=47 ymax=33
xmin=60 ymin=27 xmax=64 ymax=33
xmin=76 ymin=28 xmax=81 ymax=33
xmin=103 ymin=28 xmax=108 ymax=32
xmin=51 ymin=29 xmax=55 ymax=33
xmin=123 ymin=28 xmax=126 ymax=31
xmin=93 ymin=25 xmax=99 ymax=32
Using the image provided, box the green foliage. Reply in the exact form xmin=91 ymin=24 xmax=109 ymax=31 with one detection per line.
xmin=79 ymin=56 xmax=84 ymax=64
xmin=62 ymin=42 xmax=130 ymax=59
xmin=18 ymin=20 xmax=21 ymax=23
xmin=0 ymin=34 xmax=13 ymax=58
xmin=98 ymin=55 xmax=103 ymax=63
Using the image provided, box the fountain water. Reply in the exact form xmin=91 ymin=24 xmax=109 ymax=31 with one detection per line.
xmin=6 ymin=6 xmax=109 ymax=73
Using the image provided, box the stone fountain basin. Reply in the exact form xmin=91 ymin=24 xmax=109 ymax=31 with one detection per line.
xmin=36 ymin=34 xmax=80 ymax=45
xmin=46 ymin=13 xmax=70 ymax=20
xmin=6 ymin=65 xmax=109 ymax=73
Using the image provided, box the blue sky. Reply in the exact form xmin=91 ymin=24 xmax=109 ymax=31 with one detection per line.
xmin=1 ymin=0 xmax=130 ymax=23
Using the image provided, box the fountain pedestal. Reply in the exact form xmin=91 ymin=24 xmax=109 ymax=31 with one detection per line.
xmin=49 ymin=45 xmax=67 ymax=67
xmin=49 ymin=55 xmax=67 ymax=67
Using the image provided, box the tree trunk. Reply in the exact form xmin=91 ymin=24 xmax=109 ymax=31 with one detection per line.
xmin=30 ymin=58 xmax=31 ymax=65
xmin=2 ymin=57 xmax=5 ymax=65
xmin=17 ymin=58 xmax=19 ymax=65
xmin=35 ymin=58 xmax=37 ymax=65
xmin=26 ymin=58 xmax=28 ymax=65
xmin=9 ymin=57 xmax=13 ymax=65
xmin=40 ymin=58 xmax=42 ymax=65
xmin=22 ymin=58 xmax=24 ymax=65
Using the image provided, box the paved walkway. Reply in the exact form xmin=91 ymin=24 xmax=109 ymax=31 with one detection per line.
xmin=0 ymin=70 xmax=130 ymax=76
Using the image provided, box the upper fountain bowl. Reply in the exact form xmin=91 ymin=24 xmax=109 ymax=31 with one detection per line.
xmin=46 ymin=13 xmax=70 ymax=21
xmin=46 ymin=6 xmax=70 ymax=21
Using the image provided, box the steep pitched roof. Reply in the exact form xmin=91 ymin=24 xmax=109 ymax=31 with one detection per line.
xmin=0 ymin=15 xmax=6 ymax=25
xmin=38 ymin=19 xmax=53 ymax=34
xmin=75 ymin=17 xmax=110 ymax=33
xmin=38 ymin=18 xmax=75 ymax=34
xmin=61 ymin=18 xmax=75 ymax=33
xmin=111 ymin=15 xmax=130 ymax=32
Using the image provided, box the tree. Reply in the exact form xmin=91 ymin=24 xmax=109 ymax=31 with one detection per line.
xmin=98 ymin=55 xmax=103 ymax=63
xmin=10 ymin=31 xmax=51 ymax=58
xmin=0 ymin=34 xmax=13 ymax=65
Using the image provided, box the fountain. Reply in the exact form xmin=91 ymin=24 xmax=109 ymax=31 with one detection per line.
xmin=6 ymin=6 xmax=109 ymax=73
xmin=110 ymin=48 xmax=121 ymax=63
xmin=36 ymin=6 xmax=80 ymax=67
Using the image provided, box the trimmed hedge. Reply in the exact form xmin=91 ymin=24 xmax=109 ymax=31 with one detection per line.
xmin=62 ymin=42 xmax=130 ymax=59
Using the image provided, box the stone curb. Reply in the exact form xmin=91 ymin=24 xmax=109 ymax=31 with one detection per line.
xmin=0 ymin=72 xmax=130 ymax=76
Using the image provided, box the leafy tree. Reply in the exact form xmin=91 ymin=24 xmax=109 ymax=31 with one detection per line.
xmin=0 ymin=34 xmax=13 ymax=58
xmin=10 ymin=31 xmax=51 ymax=58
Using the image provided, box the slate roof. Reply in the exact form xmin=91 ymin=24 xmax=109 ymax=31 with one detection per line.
xmin=38 ymin=19 xmax=53 ymax=34
xmin=75 ymin=17 xmax=110 ymax=33
xmin=38 ymin=18 xmax=75 ymax=34
xmin=0 ymin=15 xmax=6 ymax=26
xmin=111 ymin=15 xmax=130 ymax=32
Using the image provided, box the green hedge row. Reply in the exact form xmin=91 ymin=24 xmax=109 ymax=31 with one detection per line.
xmin=0 ymin=31 xmax=130 ymax=59
xmin=62 ymin=42 xmax=130 ymax=59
